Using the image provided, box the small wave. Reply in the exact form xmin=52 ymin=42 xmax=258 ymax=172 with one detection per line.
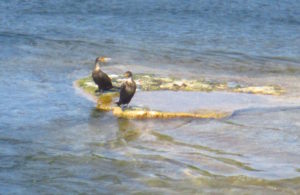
xmin=0 ymin=31 xmax=108 ymax=48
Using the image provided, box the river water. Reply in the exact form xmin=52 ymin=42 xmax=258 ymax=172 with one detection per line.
xmin=0 ymin=0 xmax=300 ymax=194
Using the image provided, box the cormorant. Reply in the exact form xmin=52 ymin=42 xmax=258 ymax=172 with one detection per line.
xmin=92 ymin=57 xmax=113 ymax=92
xmin=116 ymin=71 xmax=136 ymax=107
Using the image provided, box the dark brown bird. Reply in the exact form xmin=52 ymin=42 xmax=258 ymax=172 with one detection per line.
xmin=116 ymin=71 xmax=136 ymax=107
xmin=92 ymin=57 xmax=113 ymax=92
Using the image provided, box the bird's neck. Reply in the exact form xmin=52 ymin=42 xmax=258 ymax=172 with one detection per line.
xmin=126 ymin=77 xmax=133 ymax=83
xmin=94 ymin=63 xmax=101 ymax=71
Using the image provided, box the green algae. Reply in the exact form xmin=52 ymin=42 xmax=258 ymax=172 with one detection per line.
xmin=76 ymin=73 xmax=284 ymax=96
xmin=112 ymin=107 xmax=230 ymax=119
xmin=76 ymin=76 xmax=97 ymax=94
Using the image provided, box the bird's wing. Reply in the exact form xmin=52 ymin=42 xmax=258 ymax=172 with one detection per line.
xmin=119 ymin=82 xmax=126 ymax=97
xmin=118 ymin=82 xmax=129 ymax=103
xmin=102 ymin=72 xmax=112 ymax=82
xmin=101 ymin=72 xmax=113 ymax=87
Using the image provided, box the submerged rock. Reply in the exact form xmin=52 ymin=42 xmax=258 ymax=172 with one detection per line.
xmin=75 ymin=73 xmax=284 ymax=119
xmin=233 ymin=86 xmax=284 ymax=96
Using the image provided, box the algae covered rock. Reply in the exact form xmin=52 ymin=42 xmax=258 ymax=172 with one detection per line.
xmin=75 ymin=73 xmax=284 ymax=119
xmin=96 ymin=92 xmax=119 ymax=111
xmin=112 ymin=107 xmax=230 ymax=119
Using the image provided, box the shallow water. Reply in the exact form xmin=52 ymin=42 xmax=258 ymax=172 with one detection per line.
xmin=1 ymin=0 xmax=300 ymax=194
xmin=132 ymin=91 xmax=297 ymax=113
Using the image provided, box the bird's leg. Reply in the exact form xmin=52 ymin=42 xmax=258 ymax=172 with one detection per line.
xmin=121 ymin=104 xmax=129 ymax=111
xmin=121 ymin=105 xmax=125 ymax=111
xmin=95 ymin=88 xmax=103 ymax=94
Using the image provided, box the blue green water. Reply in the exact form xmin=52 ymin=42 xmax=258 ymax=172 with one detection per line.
xmin=0 ymin=1 xmax=300 ymax=194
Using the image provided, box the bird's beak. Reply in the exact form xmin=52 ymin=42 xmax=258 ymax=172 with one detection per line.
xmin=99 ymin=57 xmax=111 ymax=63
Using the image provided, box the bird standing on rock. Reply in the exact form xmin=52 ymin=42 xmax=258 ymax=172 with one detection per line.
xmin=92 ymin=57 xmax=113 ymax=92
xmin=116 ymin=71 xmax=136 ymax=108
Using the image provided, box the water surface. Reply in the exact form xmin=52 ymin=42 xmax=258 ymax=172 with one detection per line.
xmin=0 ymin=0 xmax=300 ymax=194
